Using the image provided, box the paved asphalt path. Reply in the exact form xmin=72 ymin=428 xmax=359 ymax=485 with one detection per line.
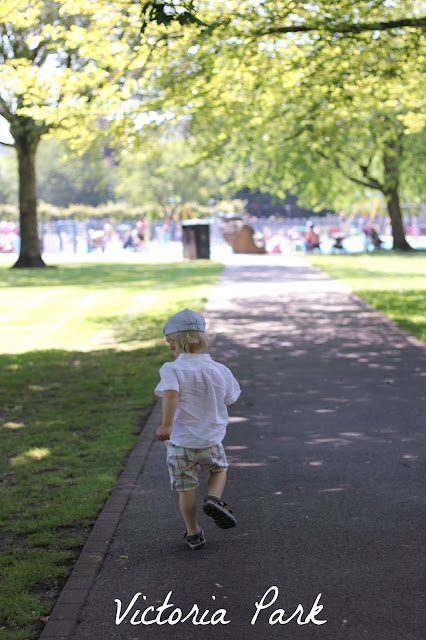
xmin=66 ymin=254 xmax=424 ymax=640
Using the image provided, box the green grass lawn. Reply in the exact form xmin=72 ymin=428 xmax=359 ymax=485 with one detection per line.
xmin=307 ymin=251 xmax=426 ymax=343
xmin=0 ymin=260 xmax=223 ymax=640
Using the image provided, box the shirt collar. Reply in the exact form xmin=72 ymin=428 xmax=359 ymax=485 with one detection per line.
xmin=177 ymin=353 xmax=211 ymax=359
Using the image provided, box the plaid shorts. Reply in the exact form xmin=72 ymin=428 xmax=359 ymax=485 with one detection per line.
xmin=165 ymin=442 xmax=228 ymax=492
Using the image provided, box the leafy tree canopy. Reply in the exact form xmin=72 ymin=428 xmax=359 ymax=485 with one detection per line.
xmin=139 ymin=0 xmax=426 ymax=35
xmin=115 ymin=136 xmax=225 ymax=213
xmin=139 ymin=0 xmax=425 ymax=248
xmin=0 ymin=0 xmax=165 ymax=265
xmin=0 ymin=0 xmax=425 ymax=264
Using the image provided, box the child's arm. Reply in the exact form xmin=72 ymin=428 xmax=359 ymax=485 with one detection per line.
xmin=225 ymin=370 xmax=241 ymax=408
xmin=156 ymin=390 xmax=179 ymax=441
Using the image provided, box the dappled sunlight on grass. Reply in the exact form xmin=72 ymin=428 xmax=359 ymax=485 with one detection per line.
xmin=2 ymin=422 xmax=25 ymax=430
xmin=10 ymin=448 xmax=51 ymax=466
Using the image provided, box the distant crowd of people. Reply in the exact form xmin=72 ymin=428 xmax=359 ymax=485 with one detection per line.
xmin=259 ymin=217 xmax=386 ymax=254
xmin=2 ymin=212 xmax=424 ymax=256
xmin=36 ymin=218 xmax=183 ymax=254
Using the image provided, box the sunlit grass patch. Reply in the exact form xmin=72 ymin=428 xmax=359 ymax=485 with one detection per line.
xmin=0 ymin=261 xmax=222 ymax=353
xmin=10 ymin=448 xmax=51 ymax=466
xmin=308 ymin=252 xmax=426 ymax=343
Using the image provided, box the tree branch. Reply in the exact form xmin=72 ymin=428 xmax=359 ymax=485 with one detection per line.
xmin=139 ymin=2 xmax=426 ymax=36
xmin=346 ymin=174 xmax=384 ymax=191
xmin=260 ymin=17 xmax=426 ymax=36
xmin=318 ymin=150 xmax=384 ymax=191
xmin=346 ymin=154 xmax=380 ymax=187
xmin=0 ymin=139 xmax=15 ymax=148
xmin=0 ymin=97 xmax=15 ymax=123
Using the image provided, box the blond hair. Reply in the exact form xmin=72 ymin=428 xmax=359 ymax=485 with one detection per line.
xmin=166 ymin=330 xmax=211 ymax=353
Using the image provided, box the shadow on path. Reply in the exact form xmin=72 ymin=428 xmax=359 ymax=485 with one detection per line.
xmin=70 ymin=256 xmax=425 ymax=640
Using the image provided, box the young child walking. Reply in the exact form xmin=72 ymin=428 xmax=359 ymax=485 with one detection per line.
xmin=155 ymin=308 xmax=241 ymax=550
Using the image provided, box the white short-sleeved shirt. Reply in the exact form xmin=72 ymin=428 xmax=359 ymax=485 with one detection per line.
xmin=154 ymin=353 xmax=241 ymax=448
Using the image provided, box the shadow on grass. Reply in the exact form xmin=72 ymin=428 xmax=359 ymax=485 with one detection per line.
xmin=0 ymin=261 xmax=223 ymax=289
xmin=0 ymin=345 xmax=164 ymax=528
xmin=0 ymin=343 xmax=169 ymax=640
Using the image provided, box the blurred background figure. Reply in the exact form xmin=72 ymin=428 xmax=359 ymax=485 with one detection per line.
xmin=0 ymin=221 xmax=19 ymax=253
xmin=287 ymin=226 xmax=301 ymax=253
xmin=362 ymin=222 xmax=383 ymax=250
xmin=304 ymin=221 xmax=320 ymax=252
xmin=266 ymin=229 xmax=284 ymax=254
xmin=135 ymin=217 xmax=148 ymax=251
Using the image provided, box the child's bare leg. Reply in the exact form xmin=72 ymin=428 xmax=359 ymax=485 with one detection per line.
xmin=178 ymin=489 xmax=200 ymax=536
xmin=208 ymin=470 xmax=227 ymax=499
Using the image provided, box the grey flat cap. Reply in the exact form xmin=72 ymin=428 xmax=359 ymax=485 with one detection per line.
xmin=163 ymin=308 xmax=206 ymax=336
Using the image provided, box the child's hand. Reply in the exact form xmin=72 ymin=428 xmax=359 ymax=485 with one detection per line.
xmin=156 ymin=424 xmax=172 ymax=441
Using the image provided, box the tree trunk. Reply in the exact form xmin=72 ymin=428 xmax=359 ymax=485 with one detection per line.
xmin=382 ymin=142 xmax=412 ymax=251
xmin=12 ymin=138 xmax=47 ymax=268
xmin=384 ymin=186 xmax=412 ymax=251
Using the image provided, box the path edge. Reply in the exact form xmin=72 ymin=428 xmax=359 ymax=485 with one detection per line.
xmin=38 ymin=401 xmax=161 ymax=640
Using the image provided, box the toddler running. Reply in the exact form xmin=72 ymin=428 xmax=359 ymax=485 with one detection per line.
xmin=155 ymin=308 xmax=241 ymax=550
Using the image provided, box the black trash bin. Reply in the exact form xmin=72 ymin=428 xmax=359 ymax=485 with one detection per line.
xmin=182 ymin=221 xmax=210 ymax=260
